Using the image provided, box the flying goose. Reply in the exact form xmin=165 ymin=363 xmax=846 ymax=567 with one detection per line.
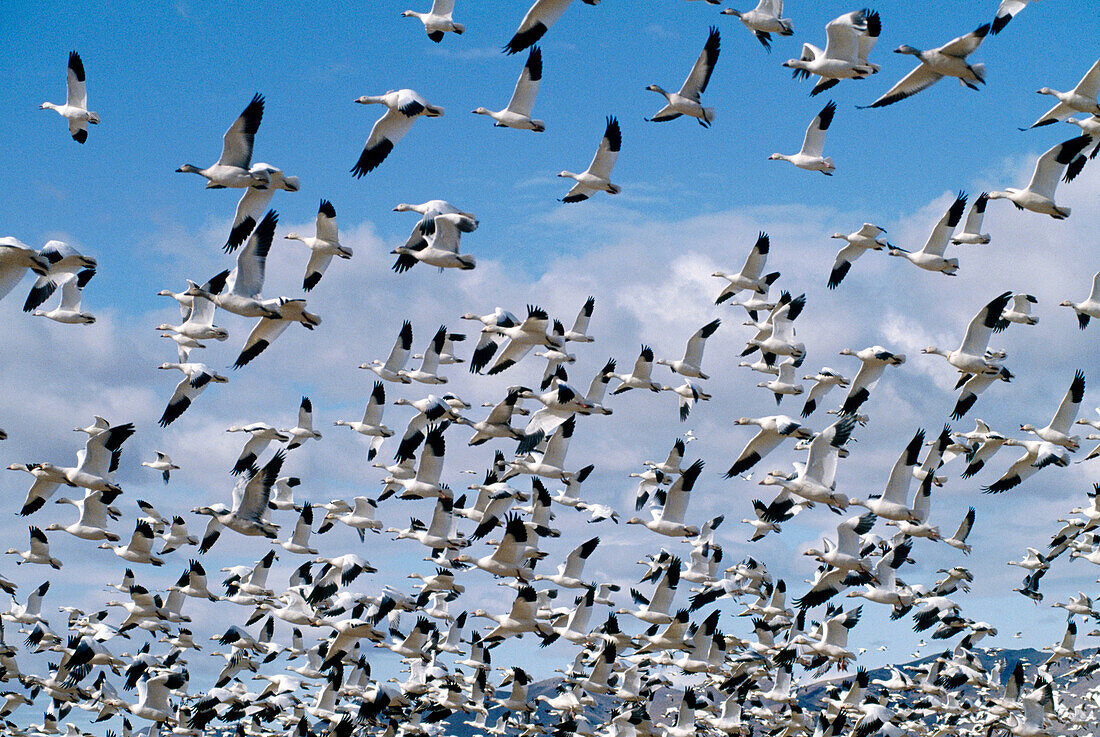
xmin=46 ymin=489 xmax=122 ymax=542
xmin=888 ymin=192 xmax=966 ymax=274
xmin=362 ymin=321 xmax=415 ymax=383
xmin=503 ymin=0 xmax=599 ymax=55
xmin=982 ymin=438 xmax=1068 ymax=493
xmin=1000 ymin=293 xmax=1039 ymax=325
xmin=612 ymin=345 xmax=663 ymax=394
xmin=721 ymin=1 xmax=793 ymax=51
xmin=155 ymin=281 xmax=228 ymax=343
xmin=351 ymin=89 xmax=444 ymax=177
xmin=6 ymin=527 xmax=62 ymax=569
xmin=784 ymin=10 xmax=880 ymax=96
xmin=1028 ymin=58 xmax=1100 ymax=129
xmin=627 ymin=460 xmax=704 ymax=537
xmin=837 ymin=345 xmax=906 ymax=413
xmin=1019 ymin=370 xmax=1085 ymax=450
xmin=656 ymin=319 xmax=720 ymax=379
xmin=141 ymin=452 xmax=179 ymax=484
xmin=769 ymin=100 xmax=837 ymax=174
xmin=800 ymin=368 xmax=848 ymax=417
xmin=391 ymin=212 xmax=478 ymax=271
xmin=1060 ymin=271 xmax=1100 ymax=328
xmin=284 ymin=396 xmax=322 ymax=449
xmin=186 ymin=210 xmax=281 ymax=318
xmin=22 ymin=240 xmax=96 ymax=313
xmin=849 ymin=430 xmax=924 ymax=522
xmin=474 ymin=305 xmax=562 ymax=375
xmin=32 ymin=274 xmax=95 ymax=324
xmin=284 ymin=200 xmax=353 ymax=291
xmin=758 ymin=359 xmax=803 ymax=404
xmin=192 ymin=452 xmax=284 ymax=542
xmin=666 ymin=378 xmax=711 ymax=422
xmin=645 ymin=26 xmax=721 ymax=127
xmin=99 ymin=521 xmax=164 ymax=566
xmin=473 ymin=47 xmax=545 ymax=131
xmin=559 ymin=116 xmax=621 ymax=202
xmin=986 ymin=135 xmax=1093 ymax=218
xmin=40 ymin=52 xmax=99 ymax=143
xmin=725 ymin=415 xmax=811 ymax=477
xmin=713 ymin=232 xmax=779 ymax=302
xmin=227 ymin=423 xmax=289 ymax=475
xmin=0 ymin=237 xmax=49 ymax=303
xmin=952 ymin=366 xmax=1012 ymax=420
xmin=950 ymin=193 xmax=991 ymax=244
xmin=921 ymin=291 xmax=1012 ymax=375
xmin=232 ymin=298 xmax=321 ymax=369
xmin=863 ymin=24 xmax=989 ymax=108
xmin=176 ymin=93 xmax=267 ymax=188
xmin=223 ymin=165 xmax=300 ymax=251
xmin=334 ymin=381 xmax=393 ymax=459
xmin=157 ymin=362 xmax=228 ymax=427
xmin=826 ymin=224 xmax=888 ymax=288
xmin=402 ymin=0 xmax=465 ymax=41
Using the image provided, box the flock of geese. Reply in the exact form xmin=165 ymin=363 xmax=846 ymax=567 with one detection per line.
xmin=3 ymin=1 xmax=1100 ymax=737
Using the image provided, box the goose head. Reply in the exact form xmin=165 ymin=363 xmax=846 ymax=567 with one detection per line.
xmin=175 ymin=164 xmax=202 ymax=174
xmin=471 ymin=107 xmax=493 ymax=116
xmin=893 ymin=45 xmax=921 ymax=56
xmin=719 ymin=8 xmax=742 ymax=18
xmin=1036 ymin=87 xmax=1056 ymax=96
xmin=39 ymin=102 xmax=56 ymax=111
xmin=767 ymin=153 xmax=787 ymax=162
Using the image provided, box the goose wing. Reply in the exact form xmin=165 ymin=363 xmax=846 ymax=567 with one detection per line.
xmin=822 ymin=11 xmax=863 ymax=63
xmin=507 ymin=47 xmax=542 ymax=116
xmin=682 ymin=320 xmax=720 ymax=367
xmin=363 ymin=382 xmax=387 ymax=425
xmin=678 ymin=27 xmax=720 ymax=100
xmin=225 ymin=187 xmax=276 ymax=253
xmin=218 ymin=94 xmax=263 ymax=169
xmin=1073 ymin=58 xmax=1100 ymax=100
xmin=504 ymin=0 xmax=572 ymax=55
xmin=302 ymin=251 xmax=334 ymax=293
xmin=662 ymin=460 xmax=703 ymax=523
xmin=384 ymin=321 xmax=414 ymax=373
xmin=586 ymin=116 xmax=621 ymax=180
xmin=66 ymin=51 xmax=88 ymax=109
xmin=865 ymin=63 xmax=943 ymax=108
xmin=940 ymin=23 xmax=990 ymax=57
xmin=959 ymin=291 xmax=1012 ymax=356
xmin=315 ymin=199 xmax=339 ymax=243
xmin=234 ymin=316 xmax=293 ymax=369
xmin=351 ymin=107 xmax=417 ymax=177
xmin=740 ymin=232 xmax=770 ymax=280
xmin=919 ymin=192 xmax=966 ymax=256
xmin=1048 ymin=370 xmax=1085 ymax=433
xmin=230 ymin=211 xmax=277 ymax=298
xmin=1027 ymin=136 xmax=1092 ymax=200
xmin=800 ymin=101 xmax=835 ymax=158
xmin=540 ymin=416 xmax=575 ymax=468
xmin=881 ymin=430 xmax=922 ymax=504
xmin=237 ymin=453 xmax=284 ymax=520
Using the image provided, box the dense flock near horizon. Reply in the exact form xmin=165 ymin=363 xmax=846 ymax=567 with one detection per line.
xmin=5 ymin=1 xmax=1100 ymax=736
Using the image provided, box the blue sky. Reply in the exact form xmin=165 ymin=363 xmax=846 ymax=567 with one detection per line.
xmin=1 ymin=0 xmax=1100 ymax=726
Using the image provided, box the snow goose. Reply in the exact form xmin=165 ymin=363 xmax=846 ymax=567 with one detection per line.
xmin=8 ymin=462 xmax=68 ymax=516
xmin=32 ymin=274 xmax=94 ymax=324
xmin=334 ymin=381 xmax=393 ymax=458
xmin=40 ymin=52 xmax=99 ymax=143
xmin=645 ymin=26 xmax=720 ymax=127
xmin=725 ymin=415 xmax=811 ymax=477
xmin=64 ymin=421 xmax=133 ymax=493
xmin=888 ymin=192 xmax=966 ymax=274
xmin=474 ymin=305 xmax=561 ymax=375
xmin=227 ymin=423 xmax=289 ymax=475
xmin=627 ymin=460 xmax=703 ymax=537
xmin=284 ymin=200 xmax=353 ymax=291
xmin=826 ymin=224 xmax=887 ymax=288
xmin=1059 ymin=271 xmax=1100 ymax=328
xmin=982 ymin=438 xmax=1068 ymax=493
xmin=350 ymin=89 xmax=443 ymax=177
xmin=713 ymin=232 xmax=779 ymax=302
xmin=399 ymin=326 xmax=450 ymax=384
xmin=791 ymin=605 xmax=862 ymax=668
xmin=1000 ymin=293 xmax=1039 ymax=325
xmin=758 ymin=359 xmax=802 ymax=404
xmin=156 ymin=361 xmax=227 ymax=427
xmin=952 ymin=366 xmax=1012 ymax=420
xmin=509 ymin=415 xmax=577 ymax=481
xmin=223 ymin=165 xmax=300 ymax=251
xmin=665 ymin=378 xmax=711 ymax=421
xmin=721 ymin=1 xmax=793 ymax=51
xmin=395 ymin=200 xmax=477 ymax=252
xmin=746 ymin=294 xmax=806 ymax=361
xmin=279 ymin=504 xmax=318 ymax=555
xmin=503 ymin=0 xmax=599 ymax=55
xmin=921 ymin=291 xmax=1012 ymax=374
xmin=395 ymin=425 xmax=448 ymax=499
xmin=192 ymin=452 xmax=284 ymax=541
xmin=2 ymin=581 xmax=50 ymax=626
xmin=176 ymin=93 xmax=267 ymax=188
xmin=47 ymin=489 xmax=122 ymax=542
xmin=617 ymin=557 xmax=681 ymax=624
xmin=1027 ymin=58 xmax=1100 ymax=128
xmin=141 ymin=452 xmax=179 ymax=484
xmin=986 ymin=135 xmax=1093 ymax=218
xmin=0 ymin=237 xmax=49 ymax=303
xmin=361 ymin=320 xmax=415 ymax=383
xmin=473 ymin=47 xmax=545 ymax=131
xmin=863 ymin=24 xmax=989 ymax=108
xmin=656 ymin=319 xmax=720 ymax=379
xmin=155 ymin=285 xmax=228 ymax=343
xmin=950 ymin=193 xmax=991 ymax=244
xmin=99 ymin=521 xmax=164 ymax=566
xmin=768 ymin=100 xmax=837 ymax=174
xmin=454 ymin=515 xmax=535 ymax=581
xmin=560 ymin=296 xmax=595 ymax=343
xmin=534 ymin=536 xmax=599 ymax=589
xmin=800 ymin=368 xmax=848 ymax=417
xmin=232 ymin=298 xmax=321 ymax=369
xmin=559 ymin=116 xmax=621 ymax=202
xmin=187 ymin=210 xmax=281 ymax=318
xmin=402 ymin=0 xmax=465 ymax=41
xmin=944 ymin=507 xmax=976 ymax=554
xmin=6 ymin=527 xmax=62 ymax=569
xmin=463 ymin=387 xmax=525 ymax=445
xmin=283 ymin=396 xmax=322 ymax=449
xmin=612 ymin=345 xmax=664 ymax=394
xmin=391 ymin=212 xmax=477 ymax=271
xmin=1020 ymin=370 xmax=1085 ymax=450
xmin=838 ymin=346 xmax=905 ymax=414
xmin=160 ymin=515 xmax=198 ymax=554
xmin=849 ymin=430 xmax=923 ymax=522
xmin=784 ymin=10 xmax=880 ymax=96
xmin=22 ymin=240 xmax=96 ymax=313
